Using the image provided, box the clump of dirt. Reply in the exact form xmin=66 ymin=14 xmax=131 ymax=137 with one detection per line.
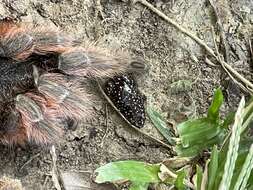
xmin=0 ymin=0 xmax=252 ymax=189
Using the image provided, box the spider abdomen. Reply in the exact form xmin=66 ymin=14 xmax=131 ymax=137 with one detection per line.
xmin=104 ymin=75 xmax=146 ymax=128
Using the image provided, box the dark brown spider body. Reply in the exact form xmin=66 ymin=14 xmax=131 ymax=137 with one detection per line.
xmin=0 ymin=19 xmax=143 ymax=146
xmin=0 ymin=58 xmax=34 ymax=102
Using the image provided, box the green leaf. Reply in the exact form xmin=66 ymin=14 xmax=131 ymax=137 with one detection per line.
xmin=95 ymin=161 xmax=160 ymax=184
xmin=175 ymin=170 xmax=186 ymax=190
xmin=233 ymin=144 xmax=253 ymax=190
xmin=175 ymin=89 xmax=226 ymax=157
xmin=129 ymin=182 xmax=149 ymax=190
xmin=213 ymin=138 xmax=253 ymax=190
xmin=207 ymin=145 xmax=219 ymax=190
xmin=196 ymin=165 xmax=203 ymax=190
xmin=207 ymin=88 xmax=223 ymax=122
xmin=219 ymin=97 xmax=245 ymax=190
xmin=147 ymin=107 xmax=175 ymax=145
xmin=175 ymin=132 xmax=223 ymax=157
xmin=177 ymin=118 xmax=221 ymax=146
xmin=175 ymin=118 xmax=225 ymax=157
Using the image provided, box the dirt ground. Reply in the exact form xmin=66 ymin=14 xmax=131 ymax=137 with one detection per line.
xmin=0 ymin=0 xmax=252 ymax=189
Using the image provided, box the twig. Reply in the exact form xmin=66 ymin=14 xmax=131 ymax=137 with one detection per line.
xmin=42 ymin=176 xmax=49 ymax=190
xmin=208 ymin=0 xmax=230 ymax=62
xmin=100 ymin=104 xmax=109 ymax=146
xmin=95 ymin=0 xmax=105 ymax=19
xmin=222 ymin=61 xmax=253 ymax=93
xmin=249 ymin=38 xmax=253 ymax=66
xmin=211 ymin=26 xmax=248 ymax=92
xmin=19 ymin=152 xmax=40 ymax=171
xmin=205 ymin=57 xmax=218 ymax=67
xmin=50 ymin=146 xmax=61 ymax=190
xmin=97 ymin=80 xmax=173 ymax=150
xmin=67 ymin=170 xmax=93 ymax=173
xmin=133 ymin=0 xmax=253 ymax=94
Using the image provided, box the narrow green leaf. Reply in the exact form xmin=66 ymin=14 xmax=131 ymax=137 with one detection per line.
xmin=213 ymin=139 xmax=253 ymax=190
xmin=219 ymin=97 xmax=245 ymax=190
xmin=129 ymin=182 xmax=149 ymax=190
xmin=233 ymin=144 xmax=253 ymax=190
xmin=175 ymin=170 xmax=186 ymax=190
xmin=95 ymin=161 xmax=160 ymax=183
xmin=207 ymin=145 xmax=219 ymax=190
xmin=243 ymin=98 xmax=253 ymax=122
xmin=196 ymin=165 xmax=203 ymax=190
xmin=245 ymin=172 xmax=253 ymax=190
xmin=207 ymin=88 xmax=223 ymax=122
xmin=147 ymin=107 xmax=175 ymax=145
xmin=241 ymin=108 xmax=253 ymax=134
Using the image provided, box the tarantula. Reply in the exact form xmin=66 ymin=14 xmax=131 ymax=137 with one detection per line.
xmin=0 ymin=19 xmax=142 ymax=146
